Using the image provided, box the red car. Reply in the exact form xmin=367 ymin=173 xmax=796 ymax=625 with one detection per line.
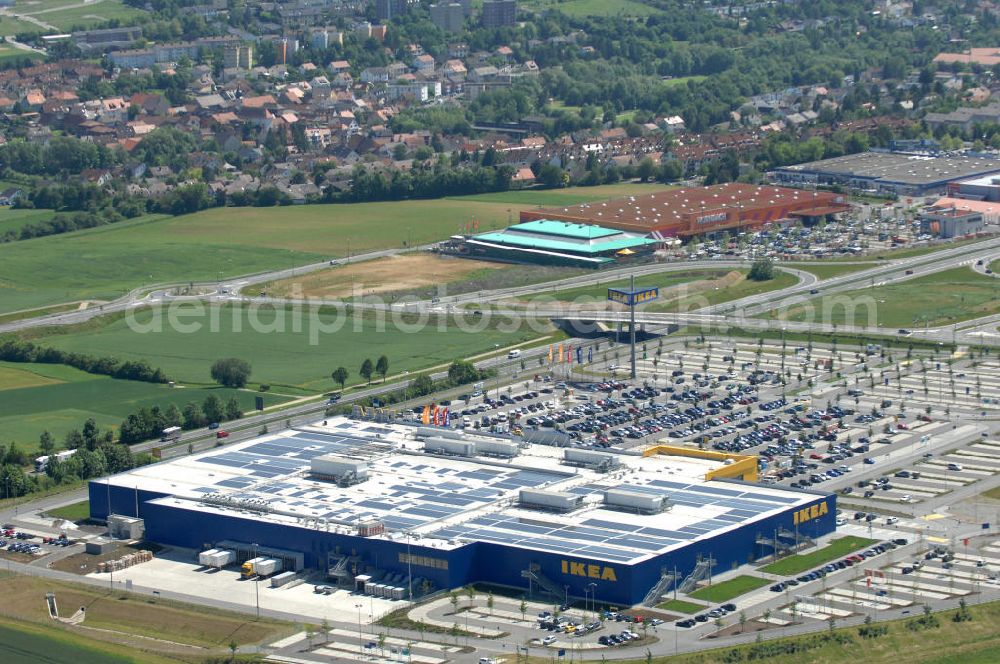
xmin=216 ymin=430 xmax=229 ymax=439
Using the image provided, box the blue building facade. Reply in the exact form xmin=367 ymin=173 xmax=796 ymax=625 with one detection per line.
xmin=90 ymin=480 xmax=835 ymax=606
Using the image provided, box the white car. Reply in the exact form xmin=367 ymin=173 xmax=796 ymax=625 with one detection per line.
xmin=542 ymin=636 xmax=557 ymax=645
xmin=886 ymin=516 xmax=899 ymax=525
xmin=901 ymin=494 xmax=912 ymax=502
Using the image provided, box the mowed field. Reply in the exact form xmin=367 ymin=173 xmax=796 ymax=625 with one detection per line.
xmin=0 ymin=184 xmax=666 ymax=315
xmin=0 ymin=361 xmax=292 ymax=452
xmin=767 ymin=266 xmax=1000 ymax=328
xmin=32 ymin=304 xmax=550 ymax=393
xmin=262 ymin=252 xmax=513 ymax=299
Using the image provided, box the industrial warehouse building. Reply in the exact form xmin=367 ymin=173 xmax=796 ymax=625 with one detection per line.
xmin=460 ymin=219 xmax=657 ymax=268
xmin=771 ymin=151 xmax=1000 ymax=197
xmin=89 ymin=418 xmax=835 ymax=606
xmin=517 ymin=183 xmax=849 ymax=240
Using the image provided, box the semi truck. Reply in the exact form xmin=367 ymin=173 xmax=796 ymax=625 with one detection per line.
xmin=241 ymin=557 xmax=282 ymax=579
xmin=198 ymin=548 xmax=236 ymax=569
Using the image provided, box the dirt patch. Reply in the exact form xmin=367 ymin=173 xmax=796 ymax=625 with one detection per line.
xmin=49 ymin=541 xmax=161 ymax=575
xmin=262 ymin=253 xmax=511 ymax=299
xmin=704 ymin=619 xmax=783 ymax=638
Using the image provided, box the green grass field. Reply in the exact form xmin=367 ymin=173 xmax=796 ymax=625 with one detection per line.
xmin=668 ymin=269 xmax=799 ymax=312
xmin=547 ymin=269 xmax=730 ymax=303
xmin=524 ymin=0 xmax=660 ymax=17
xmin=655 ymin=598 xmax=705 ymax=614
xmin=29 ymin=304 xmax=547 ymax=392
xmin=0 ymin=43 xmax=42 ymax=62
xmin=0 ymin=14 xmax=44 ymax=36
xmin=759 ymin=536 xmax=877 ymax=576
xmin=768 ymin=266 xmax=1000 ymax=328
xmin=0 ymin=620 xmax=172 ymax=664
xmin=790 ymin=262 xmax=878 ymax=280
xmin=662 ymin=75 xmax=708 ymax=88
xmin=0 ymin=185 xmax=668 ymax=315
xmin=0 ymin=360 xmax=292 ymax=452
xmin=14 ymin=0 xmax=146 ymax=30
xmin=0 ymin=208 xmax=55 ymax=235
xmin=687 ymin=575 xmax=769 ymax=602
xmin=44 ymin=499 xmax=90 ymax=522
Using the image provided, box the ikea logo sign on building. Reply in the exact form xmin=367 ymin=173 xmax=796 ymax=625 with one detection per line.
xmin=792 ymin=501 xmax=829 ymax=525
xmin=562 ymin=560 xmax=617 ymax=581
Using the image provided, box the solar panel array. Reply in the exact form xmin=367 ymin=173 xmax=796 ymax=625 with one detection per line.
xmin=427 ymin=478 xmax=801 ymax=563
xmin=191 ymin=430 xmax=568 ymax=531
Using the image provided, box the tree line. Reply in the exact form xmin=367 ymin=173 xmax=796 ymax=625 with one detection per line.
xmin=0 ymin=339 xmax=169 ymax=384
xmin=118 ymin=395 xmax=243 ymax=444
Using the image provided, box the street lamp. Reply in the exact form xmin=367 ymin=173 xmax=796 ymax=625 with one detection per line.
xmin=251 ymin=542 xmax=260 ymax=620
xmin=494 ymin=344 xmax=501 ymax=401
xmin=355 ymin=603 xmax=364 ymax=658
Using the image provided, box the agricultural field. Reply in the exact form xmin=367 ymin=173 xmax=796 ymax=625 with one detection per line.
xmin=0 ymin=360 xmax=292 ymax=452
xmin=29 ymin=304 xmax=549 ymax=393
xmin=0 ymin=184 xmax=667 ymax=315
xmin=767 ymin=266 xmax=1000 ymax=328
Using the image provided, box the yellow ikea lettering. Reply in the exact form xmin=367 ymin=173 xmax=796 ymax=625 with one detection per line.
xmin=792 ymin=501 xmax=829 ymax=526
xmin=561 ymin=559 xmax=617 ymax=582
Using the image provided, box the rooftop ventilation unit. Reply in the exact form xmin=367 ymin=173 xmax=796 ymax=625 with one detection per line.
xmin=563 ymin=448 xmax=620 ymax=472
xmin=310 ymin=455 xmax=369 ymax=486
xmin=518 ymin=488 xmax=582 ymax=513
xmin=423 ymin=437 xmax=475 ymax=457
xmin=603 ymin=488 xmax=668 ymax=515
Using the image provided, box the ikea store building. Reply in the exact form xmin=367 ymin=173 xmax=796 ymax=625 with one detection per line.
xmin=90 ymin=418 xmax=835 ymax=606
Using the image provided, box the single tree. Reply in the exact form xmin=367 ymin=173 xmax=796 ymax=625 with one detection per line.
xmin=748 ymin=257 xmax=775 ymax=281
xmin=519 ymin=599 xmax=527 ymax=621
xmin=331 ymin=366 xmax=349 ymax=391
xmin=225 ymin=397 xmax=243 ymax=421
xmin=210 ymin=357 xmax=252 ymax=388
xmin=360 ymin=358 xmax=374 ymax=385
xmin=38 ymin=431 xmax=55 ymax=456
xmin=203 ymin=394 xmax=224 ymax=423
xmin=487 ymin=592 xmax=494 ymax=615
xmin=376 ymin=355 xmax=390 ymax=382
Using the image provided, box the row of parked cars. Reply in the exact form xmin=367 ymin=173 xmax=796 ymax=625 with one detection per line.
xmin=675 ymin=603 xmax=737 ymax=628
xmin=769 ymin=539 xmax=908 ymax=592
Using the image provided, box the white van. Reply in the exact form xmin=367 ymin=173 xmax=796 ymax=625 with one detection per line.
xmin=507 ymin=349 xmax=521 ymax=359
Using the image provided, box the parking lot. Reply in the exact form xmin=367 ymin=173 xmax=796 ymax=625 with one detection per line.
xmin=780 ymin=539 xmax=999 ymax=624
xmin=684 ymin=200 xmax=934 ymax=262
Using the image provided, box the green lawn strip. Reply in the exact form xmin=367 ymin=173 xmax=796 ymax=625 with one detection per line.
xmin=44 ymin=500 xmax=90 ymax=522
xmin=759 ymin=536 xmax=877 ymax=576
xmin=982 ymin=486 xmax=1000 ymax=501
xmin=788 ymin=262 xmax=878 ymax=280
xmin=687 ymin=575 xmax=769 ymax=602
xmin=654 ymin=598 xmax=706 ymax=614
xmin=765 ymin=265 xmax=1000 ymax=328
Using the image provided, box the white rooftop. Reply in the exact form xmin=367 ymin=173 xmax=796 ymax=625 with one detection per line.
xmin=102 ymin=417 xmax=820 ymax=564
